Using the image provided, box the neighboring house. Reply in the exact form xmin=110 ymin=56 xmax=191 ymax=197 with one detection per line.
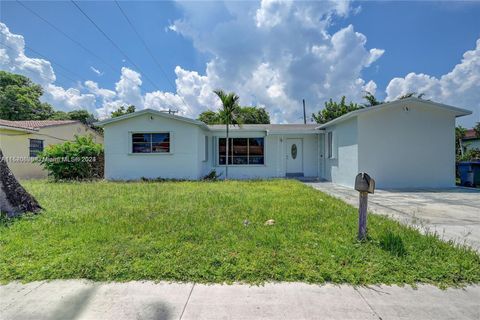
xmin=0 ymin=120 xmax=103 ymax=179
xmin=462 ymin=129 xmax=480 ymax=152
xmin=96 ymin=97 xmax=471 ymax=189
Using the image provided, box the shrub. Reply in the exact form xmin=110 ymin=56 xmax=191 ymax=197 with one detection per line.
xmin=36 ymin=135 xmax=103 ymax=181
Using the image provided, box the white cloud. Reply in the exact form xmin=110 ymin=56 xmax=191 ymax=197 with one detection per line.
xmin=90 ymin=66 xmax=103 ymax=76
xmin=0 ymin=23 xmax=55 ymax=86
xmin=167 ymin=1 xmax=384 ymax=122
xmin=0 ymin=22 xmax=97 ymax=112
xmin=386 ymin=39 xmax=480 ymax=126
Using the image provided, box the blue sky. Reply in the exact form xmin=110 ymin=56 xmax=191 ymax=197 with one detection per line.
xmin=0 ymin=1 xmax=479 ymax=126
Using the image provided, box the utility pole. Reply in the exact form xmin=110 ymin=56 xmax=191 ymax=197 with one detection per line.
xmin=302 ymin=99 xmax=306 ymax=124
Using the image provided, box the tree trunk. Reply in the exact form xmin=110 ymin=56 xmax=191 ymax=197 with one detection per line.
xmin=0 ymin=149 xmax=42 ymax=217
xmin=225 ymin=123 xmax=229 ymax=180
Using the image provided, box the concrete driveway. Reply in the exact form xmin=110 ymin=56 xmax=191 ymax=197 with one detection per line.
xmin=305 ymin=182 xmax=480 ymax=251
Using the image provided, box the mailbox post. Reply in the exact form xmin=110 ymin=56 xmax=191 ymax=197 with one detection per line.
xmin=354 ymin=173 xmax=375 ymax=241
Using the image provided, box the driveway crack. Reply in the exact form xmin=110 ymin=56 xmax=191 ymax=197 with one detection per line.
xmin=179 ymin=282 xmax=195 ymax=320
xmin=354 ymin=287 xmax=383 ymax=320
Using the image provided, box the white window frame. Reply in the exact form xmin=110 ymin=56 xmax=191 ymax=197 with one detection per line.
xmin=128 ymin=131 xmax=173 ymax=155
xmin=203 ymin=136 xmax=208 ymax=162
xmin=216 ymin=137 xmax=266 ymax=166
xmin=327 ymin=131 xmax=336 ymax=159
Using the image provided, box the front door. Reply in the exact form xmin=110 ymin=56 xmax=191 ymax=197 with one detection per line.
xmin=286 ymin=138 xmax=303 ymax=176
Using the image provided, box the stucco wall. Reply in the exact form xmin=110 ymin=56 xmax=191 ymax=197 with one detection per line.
xmin=323 ymin=118 xmax=358 ymax=187
xmin=0 ymin=123 xmax=102 ymax=180
xmin=104 ymin=114 xmax=204 ymax=180
xmin=357 ymin=102 xmax=456 ymax=189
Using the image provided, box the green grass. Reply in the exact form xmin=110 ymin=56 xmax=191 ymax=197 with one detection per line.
xmin=1 ymin=179 xmax=479 ymax=287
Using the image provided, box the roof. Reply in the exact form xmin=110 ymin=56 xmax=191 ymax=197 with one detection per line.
xmin=464 ymin=129 xmax=479 ymax=140
xmin=208 ymin=123 xmax=319 ymax=134
xmin=94 ymin=109 xmax=210 ymax=130
xmin=0 ymin=119 xmax=79 ymax=132
xmin=316 ymin=97 xmax=473 ymax=129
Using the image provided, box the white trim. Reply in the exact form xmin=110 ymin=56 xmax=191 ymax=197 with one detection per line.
xmin=316 ymin=97 xmax=472 ymax=130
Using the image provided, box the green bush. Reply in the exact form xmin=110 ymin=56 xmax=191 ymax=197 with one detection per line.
xmin=458 ymin=148 xmax=480 ymax=162
xmin=36 ymin=135 xmax=103 ymax=181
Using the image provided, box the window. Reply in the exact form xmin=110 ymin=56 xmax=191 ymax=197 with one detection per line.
xmin=327 ymin=131 xmax=333 ymax=159
xmin=204 ymin=136 xmax=208 ymax=161
xmin=132 ymin=133 xmax=170 ymax=153
xmin=29 ymin=139 xmax=43 ymax=157
xmin=218 ymin=138 xmax=264 ymax=165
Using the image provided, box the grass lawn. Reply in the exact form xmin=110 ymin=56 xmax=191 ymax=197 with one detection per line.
xmin=1 ymin=179 xmax=479 ymax=287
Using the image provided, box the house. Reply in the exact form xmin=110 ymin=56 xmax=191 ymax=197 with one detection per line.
xmin=0 ymin=120 xmax=103 ymax=179
xmin=95 ymin=97 xmax=472 ymax=189
xmin=462 ymin=129 xmax=480 ymax=152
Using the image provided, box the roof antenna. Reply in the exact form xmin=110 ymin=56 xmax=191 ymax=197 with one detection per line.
xmin=302 ymin=99 xmax=307 ymax=124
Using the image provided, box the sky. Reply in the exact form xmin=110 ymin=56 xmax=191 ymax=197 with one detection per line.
xmin=0 ymin=0 xmax=479 ymax=126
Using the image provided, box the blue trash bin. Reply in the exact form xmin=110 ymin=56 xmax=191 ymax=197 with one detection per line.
xmin=457 ymin=162 xmax=473 ymax=186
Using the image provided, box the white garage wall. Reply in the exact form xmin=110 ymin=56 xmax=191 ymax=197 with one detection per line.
xmin=323 ymin=118 xmax=359 ymax=187
xmin=104 ymin=114 xmax=203 ymax=180
xmin=357 ymin=102 xmax=456 ymax=189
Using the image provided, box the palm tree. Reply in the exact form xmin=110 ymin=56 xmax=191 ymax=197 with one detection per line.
xmin=362 ymin=91 xmax=382 ymax=107
xmin=213 ymin=90 xmax=241 ymax=180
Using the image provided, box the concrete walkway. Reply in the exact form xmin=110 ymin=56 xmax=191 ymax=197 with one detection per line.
xmin=305 ymin=182 xmax=480 ymax=251
xmin=1 ymin=280 xmax=479 ymax=320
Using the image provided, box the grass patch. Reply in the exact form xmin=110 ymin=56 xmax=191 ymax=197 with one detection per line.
xmin=1 ymin=179 xmax=479 ymax=287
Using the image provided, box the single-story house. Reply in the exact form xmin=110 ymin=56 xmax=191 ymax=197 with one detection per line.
xmin=0 ymin=119 xmax=103 ymax=179
xmin=462 ymin=129 xmax=480 ymax=152
xmin=95 ymin=97 xmax=472 ymax=189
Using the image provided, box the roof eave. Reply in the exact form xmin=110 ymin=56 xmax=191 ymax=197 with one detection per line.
xmin=0 ymin=125 xmax=38 ymax=133
xmin=94 ymin=109 xmax=209 ymax=129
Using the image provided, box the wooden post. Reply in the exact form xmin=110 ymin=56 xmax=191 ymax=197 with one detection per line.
xmin=358 ymin=191 xmax=368 ymax=241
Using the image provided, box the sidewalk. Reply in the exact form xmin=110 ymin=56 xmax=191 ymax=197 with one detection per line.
xmin=1 ymin=280 xmax=479 ymax=320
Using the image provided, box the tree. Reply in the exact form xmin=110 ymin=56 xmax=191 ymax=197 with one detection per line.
xmin=67 ymin=110 xmax=97 ymax=125
xmin=0 ymin=71 xmax=54 ymax=120
xmin=198 ymin=106 xmax=270 ymax=125
xmin=312 ymin=96 xmax=361 ymax=124
xmin=213 ymin=90 xmax=241 ymax=180
xmin=397 ymin=92 xmax=425 ymax=100
xmin=0 ymin=148 xmax=42 ymax=217
xmin=474 ymin=122 xmax=480 ymax=138
xmin=238 ymin=106 xmax=270 ymax=124
xmin=111 ymin=105 xmax=136 ymax=118
xmin=456 ymin=126 xmax=467 ymax=160
xmin=363 ymin=91 xmax=382 ymax=107
xmin=198 ymin=110 xmax=221 ymax=124
xmin=49 ymin=109 xmax=97 ymax=125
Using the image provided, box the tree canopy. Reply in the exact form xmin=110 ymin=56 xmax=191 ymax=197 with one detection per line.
xmin=0 ymin=71 xmax=54 ymax=120
xmin=198 ymin=106 xmax=270 ymax=124
xmin=312 ymin=96 xmax=361 ymax=124
xmin=50 ymin=109 xmax=97 ymax=125
xmin=111 ymin=105 xmax=136 ymax=118
xmin=474 ymin=122 xmax=480 ymax=138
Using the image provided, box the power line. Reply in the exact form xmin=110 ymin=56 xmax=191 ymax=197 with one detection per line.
xmin=114 ymin=0 xmax=187 ymax=111
xmin=70 ymin=0 xmax=161 ymax=92
xmin=0 ymin=41 xmax=83 ymax=84
xmin=16 ymin=0 xmax=117 ymax=74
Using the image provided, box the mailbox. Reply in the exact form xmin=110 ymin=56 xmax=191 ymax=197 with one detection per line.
xmin=355 ymin=173 xmax=375 ymax=194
